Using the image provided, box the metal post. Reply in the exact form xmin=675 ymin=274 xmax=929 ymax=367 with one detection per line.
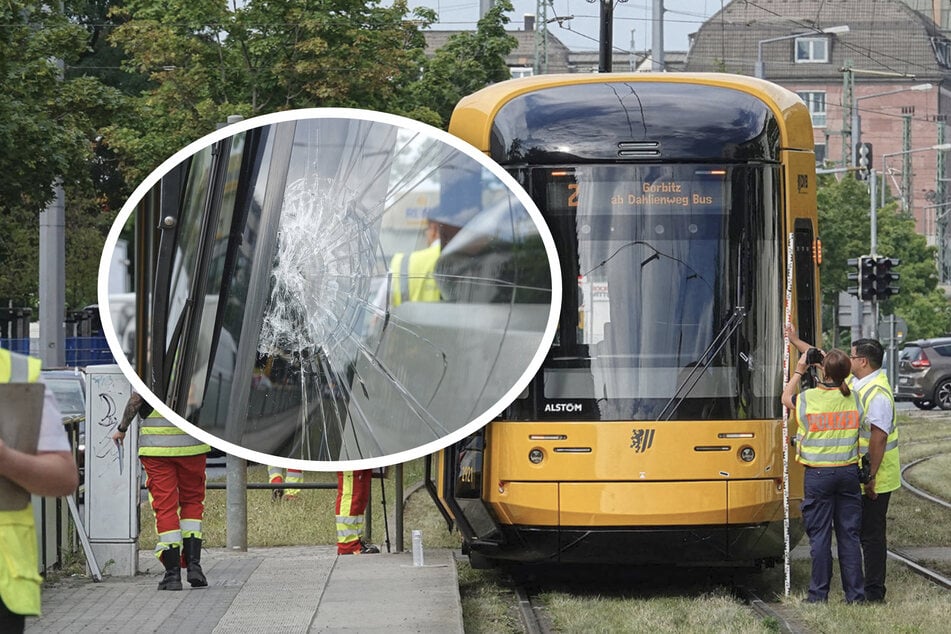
xmin=902 ymin=109 xmax=913 ymax=212
xmin=39 ymin=183 xmax=65 ymax=367
xmin=870 ymin=169 xmax=878 ymax=257
xmin=226 ymin=455 xmax=247 ymax=551
xmin=651 ymin=0 xmax=665 ymax=71
xmin=938 ymin=121 xmax=949 ymax=283
xmin=534 ymin=0 xmax=548 ymax=75
xmin=853 ymin=109 xmax=862 ymax=168
xmin=850 ymin=294 xmax=862 ymax=343
xmin=888 ymin=315 xmax=897 ymax=385
xmin=870 ymin=168 xmax=878 ymax=339
xmin=395 ymin=463 xmax=404 ymax=553
xmin=842 ymin=61 xmax=853 ymax=168
xmin=39 ymin=9 xmax=65 ymax=369
xmin=599 ymin=0 xmax=613 ymax=73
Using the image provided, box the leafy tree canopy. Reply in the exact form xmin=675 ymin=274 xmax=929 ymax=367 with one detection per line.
xmin=105 ymin=0 xmax=440 ymax=183
xmin=1 ymin=1 xmax=126 ymax=310
xmin=2 ymin=0 xmax=520 ymax=313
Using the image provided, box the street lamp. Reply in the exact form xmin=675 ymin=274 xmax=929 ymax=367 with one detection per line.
xmin=852 ymin=83 xmax=933 ymax=164
xmin=755 ymin=25 xmax=850 ymax=79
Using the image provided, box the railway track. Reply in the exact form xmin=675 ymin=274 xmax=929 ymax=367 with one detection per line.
xmin=512 ymin=580 xmax=548 ymax=634
xmin=735 ymin=586 xmax=807 ymax=634
xmin=900 ymin=455 xmax=951 ymax=511
xmin=490 ymin=447 xmax=950 ymax=633
xmin=892 ymin=455 xmax=951 ymax=589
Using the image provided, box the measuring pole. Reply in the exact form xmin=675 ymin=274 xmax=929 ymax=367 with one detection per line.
xmin=782 ymin=232 xmax=794 ymax=597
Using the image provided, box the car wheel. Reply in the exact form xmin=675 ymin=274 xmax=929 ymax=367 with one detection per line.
xmin=913 ymin=399 xmax=937 ymax=410
xmin=934 ymin=380 xmax=951 ymax=410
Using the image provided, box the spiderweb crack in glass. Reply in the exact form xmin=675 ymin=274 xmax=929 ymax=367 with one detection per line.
xmin=123 ymin=112 xmax=558 ymax=466
xmin=257 ymin=175 xmax=374 ymax=360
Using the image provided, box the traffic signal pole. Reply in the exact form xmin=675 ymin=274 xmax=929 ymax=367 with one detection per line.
xmin=845 ymin=169 xmax=901 ymax=341
xmin=870 ymin=169 xmax=879 ymax=338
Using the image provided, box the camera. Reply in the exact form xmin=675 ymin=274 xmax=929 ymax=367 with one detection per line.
xmin=804 ymin=347 xmax=824 ymax=365
xmin=858 ymin=454 xmax=872 ymax=484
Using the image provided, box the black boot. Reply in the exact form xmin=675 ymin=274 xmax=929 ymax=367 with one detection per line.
xmin=183 ymin=537 xmax=208 ymax=588
xmin=158 ymin=547 xmax=182 ymax=591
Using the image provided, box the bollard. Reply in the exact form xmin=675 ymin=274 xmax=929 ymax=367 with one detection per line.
xmin=412 ymin=529 xmax=424 ymax=567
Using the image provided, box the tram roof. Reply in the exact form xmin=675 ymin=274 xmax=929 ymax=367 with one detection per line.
xmin=450 ymin=73 xmax=814 ymax=155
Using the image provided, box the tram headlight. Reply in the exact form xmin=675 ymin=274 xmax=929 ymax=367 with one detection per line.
xmin=528 ymin=448 xmax=544 ymax=464
xmin=739 ymin=446 xmax=755 ymax=462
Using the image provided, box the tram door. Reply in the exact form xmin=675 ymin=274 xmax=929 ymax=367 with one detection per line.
xmin=439 ymin=429 xmax=502 ymax=544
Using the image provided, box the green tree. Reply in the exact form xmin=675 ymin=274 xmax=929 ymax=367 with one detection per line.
xmin=409 ymin=0 xmax=518 ymax=126
xmin=0 ymin=2 xmax=92 ymax=214
xmin=0 ymin=1 xmax=127 ymax=311
xmin=817 ymin=175 xmax=951 ymax=342
xmin=105 ymin=0 xmax=438 ymax=183
xmin=4 ymin=0 xmax=519 ymax=313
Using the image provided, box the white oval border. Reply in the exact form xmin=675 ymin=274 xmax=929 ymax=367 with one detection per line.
xmin=98 ymin=107 xmax=562 ymax=471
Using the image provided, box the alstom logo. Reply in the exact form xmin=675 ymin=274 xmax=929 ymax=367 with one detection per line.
xmin=544 ymin=403 xmax=583 ymax=413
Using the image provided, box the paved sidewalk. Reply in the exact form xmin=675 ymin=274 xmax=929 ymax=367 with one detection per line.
xmin=27 ymin=546 xmax=464 ymax=633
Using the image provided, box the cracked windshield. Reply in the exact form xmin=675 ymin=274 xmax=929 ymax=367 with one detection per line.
xmin=108 ymin=114 xmax=558 ymax=467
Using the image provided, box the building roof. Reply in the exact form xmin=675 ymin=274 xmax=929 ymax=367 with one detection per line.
xmin=423 ymin=28 xmax=687 ymax=75
xmin=683 ymin=0 xmax=951 ymax=82
xmin=422 ymin=28 xmax=572 ymax=74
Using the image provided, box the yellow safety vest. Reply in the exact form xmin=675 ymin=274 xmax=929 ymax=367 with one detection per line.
xmin=0 ymin=349 xmax=44 ymax=616
xmin=795 ymin=385 xmax=862 ymax=467
xmin=389 ymin=242 xmax=441 ymax=307
xmin=856 ymin=372 xmax=901 ymax=493
xmin=138 ymin=409 xmax=210 ymax=457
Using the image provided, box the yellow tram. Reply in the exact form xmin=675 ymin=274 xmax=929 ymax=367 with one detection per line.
xmin=430 ymin=73 xmax=820 ymax=568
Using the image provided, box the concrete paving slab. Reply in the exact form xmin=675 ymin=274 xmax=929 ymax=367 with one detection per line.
xmin=311 ymin=549 xmax=463 ymax=633
xmin=26 ymin=546 xmax=463 ymax=634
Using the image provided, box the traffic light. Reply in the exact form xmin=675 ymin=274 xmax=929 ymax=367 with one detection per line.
xmin=847 ymin=255 xmax=876 ymax=301
xmin=857 ymin=143 xmax=872 ymax=171
xmin=874 ymin=256 xmax=900 ymax=299
xmin=855 ymin=143 xmax=873 ymax=179
xmin=848 ymin=255 xmax=900 ymax=300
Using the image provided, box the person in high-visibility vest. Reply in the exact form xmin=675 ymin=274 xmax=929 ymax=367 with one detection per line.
xmin=336 ymin=218 xmax=446 ymax=554
xmin=850 ymin=338 xmax=900 ymax=603
xmin=782 ymin=347 xmax=865 ymax=604
xmin=267 ymin=465 xmax=303 ymax=501
xmin=335 ymin=469 xmax=379 ymax=554
xmin=0 ymin=349 xmax=79 ymax=633
xmin=113 ymin=391 xmax=210 ymax=591
xmin=387 ymin=218 xmax=442 ymax=306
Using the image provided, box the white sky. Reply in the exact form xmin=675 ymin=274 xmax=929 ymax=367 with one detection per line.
xmin=405 ymin=1 xmax=722 ymax=52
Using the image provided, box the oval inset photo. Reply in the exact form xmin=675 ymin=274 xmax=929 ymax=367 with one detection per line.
xmin=99 ymin=109 xmax=561 ymax=470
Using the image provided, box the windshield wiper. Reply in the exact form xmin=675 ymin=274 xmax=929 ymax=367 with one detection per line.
xmin=655 ymin=305 xmax=747 ymax=421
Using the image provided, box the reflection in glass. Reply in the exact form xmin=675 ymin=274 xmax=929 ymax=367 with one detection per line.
xmin=114 ymin=115 xmax=556 ymax=464
xmin=508 ymin=164 xmax=782 ymax=422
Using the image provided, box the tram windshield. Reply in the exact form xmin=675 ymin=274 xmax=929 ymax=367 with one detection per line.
xmin=523 ymin=164 xmax=785 ymax=421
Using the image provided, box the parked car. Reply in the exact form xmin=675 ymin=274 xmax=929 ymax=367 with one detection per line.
xmin=894 ymin=337 xmax=951 ymax=410
xmin=40 ymin=368 xmax=86 ymax=495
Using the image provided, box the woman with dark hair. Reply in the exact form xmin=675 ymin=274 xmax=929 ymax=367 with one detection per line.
xmin=782 ymin=347 xmax=865 ymax=604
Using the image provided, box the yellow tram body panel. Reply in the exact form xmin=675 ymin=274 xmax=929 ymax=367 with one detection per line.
xmin=557 ymin=482 xmax=728 ymax=526
xmin=482 ymin=420 xmax=802 ymax=527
